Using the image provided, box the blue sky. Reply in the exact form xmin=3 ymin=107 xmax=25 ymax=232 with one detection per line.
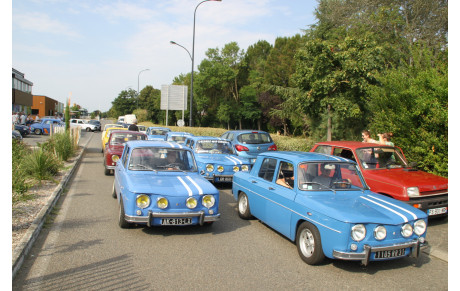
xmin=11 ymin=0 xmax=318 ymax=112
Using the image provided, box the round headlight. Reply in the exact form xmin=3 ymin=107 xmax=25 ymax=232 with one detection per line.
xmin=186 ymin=197 xmax=197 ymax=209
xmin=112 ymin=155 xmax=120 ymax=162
xmin=414 ymin=219 xmax=427 ymax=236
xmin=241 ymin=165 xmax=249 ymax=171
xmin=374 ymin=225 xmax=387 ymax=240
xmin=206 ymin=164 xmax=214 ymax=172
xmin=351 ymin=224 xmax=366 ymax=242
xmin=407 ymin=187 xmax=420 ymax=197
xmin=136 ymin=194 xmax=150 ymax=209
xmin=217 ymin=165 xmax=224 ymax=172
xmin=157 ymin=197 xmax=168 ymax=209
xmin=202 ymin=195 xmax=215 ymax=208
xmin=401 ymin=223 xmax=413 ymax=237
xmin=233 ymin=166 xmax=239 ymax=172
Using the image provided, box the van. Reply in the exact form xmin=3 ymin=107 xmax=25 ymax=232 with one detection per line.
xmin=118 ymin=116 xmax=125 ymax=123
xmin=124 ymin=114 xmax=136 ymax=124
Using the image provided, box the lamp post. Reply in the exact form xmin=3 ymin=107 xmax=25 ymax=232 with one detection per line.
xmin=170 ymin=40 xmax=192 ymax=126
xmin=137 ymin=69 xmax=149 ymax=109
xmin=190 ymin=0 xmax=221 ymax=127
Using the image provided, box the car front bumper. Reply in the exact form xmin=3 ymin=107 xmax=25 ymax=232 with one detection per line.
xmin=125 ymin=210 xmax=220 ymax=226
xmin=332 ymin=239 xmax=428 ymax=266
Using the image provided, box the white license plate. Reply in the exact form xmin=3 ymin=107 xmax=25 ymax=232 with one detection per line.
xmin=161 ymin=218 xmax=192 ymax=225
xmin=374 ymin=248 xmax=406 ymax=259
xmin=428 ymin=207 xmax=447 ymax=216
xmin=218 ymin=177 xmax=232 ymax=182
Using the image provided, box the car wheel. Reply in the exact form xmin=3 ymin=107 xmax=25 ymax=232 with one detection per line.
xmin=296 ymin=221 xmax=325 ymax=265
xmin=237 ymin=192 xmax=253 ymax=219
xmin=118 ymin=198 xmax=131 ymax=228
xmin=34 ymin=128 xmax=41 ymax=135
xmin=112 ymin=182 xmax=117 ymax=198
xmin=104 ymin=167 xmax=111 ymax=176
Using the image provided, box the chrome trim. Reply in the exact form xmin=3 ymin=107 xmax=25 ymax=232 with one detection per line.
xmin=125 ymin=211 xmax=220 ymax=226
xmin=332 ymin=239 xmax=428 ymax=266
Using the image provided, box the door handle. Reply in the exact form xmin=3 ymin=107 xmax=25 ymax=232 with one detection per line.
xmin=268 ymin=187 xmax=275 ymax=190
xmin=251 ymin=180 xmax=257 ymax=183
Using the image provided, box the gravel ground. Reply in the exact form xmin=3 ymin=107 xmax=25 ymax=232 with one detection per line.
xmin=12 ymin=147 xmax=82 ymax=251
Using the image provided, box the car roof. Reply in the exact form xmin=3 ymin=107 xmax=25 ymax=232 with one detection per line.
xmin=109 ymin=130 xmax=146 ymax=135
xmin=314 ymin=141 xmax=394 ymax=150
xmin=189 ymin=136 xmax=226 ymax=141
xmin=167 ymin=131 xmax=193 ymax=135
xmin=125 ymin=140 xmax=193 ymax=149
xmin=259 ymin=151 xmax=354 ymax=164
xmin=224 ymin=130 xmax=269 ymax=134
xmin=147 ymin=126 xmax=170 ymax=130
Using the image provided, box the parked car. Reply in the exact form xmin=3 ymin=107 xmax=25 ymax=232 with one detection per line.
xmin=184 ymin=136 xmax=252 ymax=183
xmin=310 ymin=141 xmax=448 ymax=217
xmin=102 ymin=127 xmax=127 ymax=153
xmin=14 ymin=124 xmax=30 ymax=137
xmin=12 ymin=130 xmax=22 ymax=140
xmin=113 ymin=140 xmax=220 ymax=228
xmin=221 ymin=130 xmax=277 ymax=164
xmin=165 ymin=132 xmax=194 ymax=144
xmin=137 ymin=125 xmax=146 ymax=134
xmin=87 ymin=120 xmax=101 ymax=131
xmin=30 ymin=118 xmax=63 ymax=135
xmin=70 ymin=119 xmax=98 ymax=132
xmin=146 ymin=127 xmax=171 ymax=141
xmin=104 ymin=130 xmax=147 ymax=175
xmin=232 ymin=151 xmax=428 ymax=265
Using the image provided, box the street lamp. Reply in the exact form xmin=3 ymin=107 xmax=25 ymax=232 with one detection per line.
xmin=190 ymin=0 xmax=221 ymax=127
xmin=137 ymin=69 xmax=150 ymax=108
xmin=170 ymin=40 xmax=192 ymax=126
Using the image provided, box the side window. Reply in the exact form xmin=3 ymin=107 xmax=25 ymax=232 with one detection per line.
xmin=333 ymin=148 xmax=356 ymax=162
xmin=71 ymin=120 xmax=77 ymax=124
xmin=276 ymin=161 xmax=294 ymax=189
xmin=228 ymin=133 xmax=234 ymax=141
xmin=122 ymin=146 xmax=130 ymax=168
xmin=221 ymin=133 xmax=228 ymax=139
xmin=258 ymin=158 xmax=277 ymax=182
xmin=313 ymin=145 xmax=332 ymax=154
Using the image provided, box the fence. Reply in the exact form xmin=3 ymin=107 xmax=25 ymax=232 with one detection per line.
xmin=50 ymin=125 xmax=81 ymax=147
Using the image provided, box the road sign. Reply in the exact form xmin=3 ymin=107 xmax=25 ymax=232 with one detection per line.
xmin=177 ymin=119 xmax=185 ymax=127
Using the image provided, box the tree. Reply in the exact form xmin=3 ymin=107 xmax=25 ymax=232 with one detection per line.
xmin=111 ymin=89 xmax=138 ymax=118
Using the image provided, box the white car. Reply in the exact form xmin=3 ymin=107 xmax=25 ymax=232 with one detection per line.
xmin=70 ymin=119 xmax=97 ymax=132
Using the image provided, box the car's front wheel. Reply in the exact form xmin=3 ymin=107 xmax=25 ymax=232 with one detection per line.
xmin=86 ymin=127 xmax=91 ymax=132
xmin=34 ymin=128 xmax=41 ymax=135
xmin=237 ymin=192 xmax=253 ymax=219
xmin=118 ymin=198 xmax=131 ymax=228
xmin=296 ymin=221 xmax=325 ymax=265
xmin=112 ymin=182 xmax=117 ymax=199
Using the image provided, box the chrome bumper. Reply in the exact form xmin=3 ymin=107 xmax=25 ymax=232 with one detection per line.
xmin=332 ymin=239 xmax=428 ymax=266
xmin=125 ymin=210 xmax=220 ymax=226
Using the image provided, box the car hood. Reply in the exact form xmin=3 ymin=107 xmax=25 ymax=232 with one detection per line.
xmin=125 ymin=172 xmax=218 ymax=196
xmin=363 ymin=168 xmax=448 ymax=193
xmin=196 ymin=154 xmax=250 ymax=165
xmin=297 ymin=191 xmax=427 ymax=224
xmin=148 ymin=135 xmax=166 ymax=140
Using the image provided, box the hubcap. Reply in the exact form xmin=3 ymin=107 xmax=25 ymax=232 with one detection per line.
xmin=299 ymin=228 xmax=315 ymax=258
xmin=239 ymin=195 xmax=247 ymax=213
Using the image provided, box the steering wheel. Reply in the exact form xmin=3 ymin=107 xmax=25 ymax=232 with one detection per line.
xmin=332 ymin=179 xmax=351 ymax=189
xmin=165 ymin=163 xmax=182 ymax=170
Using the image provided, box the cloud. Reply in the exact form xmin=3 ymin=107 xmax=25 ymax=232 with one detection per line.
xmin=91 ymin=1 xmax=159 ymax=22
xmin=13 ymin=43 xmax=69 ymax=57
xmin=13 ymin=11 xmax=81 ymax=38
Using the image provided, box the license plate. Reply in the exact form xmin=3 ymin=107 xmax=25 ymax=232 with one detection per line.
xmin=161 ymin=218 xmax=192 ymax=225
xmin=374 ymin=248 xmax=406 ymax=259
xmin=428 ymin=207 xmax=447 ymax=216
xmin=217 ymin=177 xmax=232 ymax=182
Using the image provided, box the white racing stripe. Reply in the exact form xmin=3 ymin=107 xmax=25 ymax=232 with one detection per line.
xmin=368 ymin=194 xmax=418 ymax=220
xmin=227 ymin=156 xmax=243 ymax=164
xmin=225 ymin=156 xmax=238 ymax=165
xmin=186 ymin=176 xmax=204 ymax=195
xmin=360 ymin=196 xmax=409 ymax=223
xmin=177 ymin=176 xmax=193 ymax=196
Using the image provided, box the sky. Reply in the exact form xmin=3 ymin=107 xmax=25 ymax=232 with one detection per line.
xmin=10 ymin=0 xmax=319 ymax=113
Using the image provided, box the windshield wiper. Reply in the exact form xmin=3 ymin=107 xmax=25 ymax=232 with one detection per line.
xmin=302 ymin=182 xmax=336 ymax=194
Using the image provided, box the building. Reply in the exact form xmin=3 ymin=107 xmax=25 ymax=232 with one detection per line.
xmin=12 ymin=68 xmax=34 ymax=113
xmin=32 ymin=95 xmax=64 ymax=118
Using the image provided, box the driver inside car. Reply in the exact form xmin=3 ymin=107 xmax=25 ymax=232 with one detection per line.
xmin=164 ymin=152 xmax=183 ymax=170
xmin=312 ymin=164 xmax=332 ymax=187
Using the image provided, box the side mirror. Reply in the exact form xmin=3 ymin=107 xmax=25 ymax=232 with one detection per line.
xmin=409 ymin=161 xmax=418 ymax=168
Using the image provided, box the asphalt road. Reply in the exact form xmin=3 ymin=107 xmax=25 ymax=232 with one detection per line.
xmin=13 ymin=129 xmax=449 ymax=290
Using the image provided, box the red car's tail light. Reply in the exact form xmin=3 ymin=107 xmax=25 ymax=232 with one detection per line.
xmin=268 ymin=144 xmax=277 ymax=151
xmin=235 ymin=145 xmax=249 ymax=152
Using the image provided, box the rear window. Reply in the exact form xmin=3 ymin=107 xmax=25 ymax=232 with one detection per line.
xmin=238 ymin=132 xmax=272 ymax=145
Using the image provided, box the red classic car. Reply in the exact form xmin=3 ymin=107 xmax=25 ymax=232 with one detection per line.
xmin=311 ymin=141 xmax=448 ymax=217
xmin=104 ymin=130 xmax=147 ymax=175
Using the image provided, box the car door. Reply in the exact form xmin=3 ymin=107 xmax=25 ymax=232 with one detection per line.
xmin=115 ymin=145 xmax=130 ymax=200
xmin=260 ymin=160 xmax=295 ymax=238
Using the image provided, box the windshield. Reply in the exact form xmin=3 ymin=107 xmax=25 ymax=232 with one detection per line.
xmin=110 ymin=133 xmax=146 ymax=145
xmin=167 ymin=135 xmax=188 ymax=144
xmin=195 ymin=140 xmax=234 ymax=154
xmin=149 ymin=129 xmax=169 ymax=135
xmin=298 ymin=162 xmax=366 ymax=191
xmin=128 ymin=147 xmax=197 ymax=172
xmin=237 ymin=132 xmax=272 ymax=145
xmin=355 ymin=147 xmax=407 ymax=169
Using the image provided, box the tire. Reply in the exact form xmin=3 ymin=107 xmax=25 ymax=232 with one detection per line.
xmin=86 ymin=127 xmax=91 ymax=132
xmin=237 ymin=192 xmax=253 ymax=219
xmin=112 ymin=182 xmax=117 ymax=198
xmin=118 ymin=198 xmax=131 ymax=228
xmin=104 ymin=167 xmax=111 ymax=176
xmin=296 ymin=221 xmax=325 ymax=265
xmin=34 ymin=128 xmax=41 ymax=135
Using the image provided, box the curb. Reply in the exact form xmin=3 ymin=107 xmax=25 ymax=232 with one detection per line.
xmin=12 ymin=135 xmax=92 ymax=279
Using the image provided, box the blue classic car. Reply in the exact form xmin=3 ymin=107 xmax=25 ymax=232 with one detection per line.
xmin=220 ymin=130 xmax=277 ymax=164
xmin=232 ymin=151 xmax=428 ymax=265
xmin=165 ymin=132 xmax=194 ymax=144
xmin=30 ymin=118 xmax=63 ymax=135
xmin=113 ymin=141 xmax=220 ymax=228
xmin=184 ymin=136 xmax=252 ymax=183
xmin=146 ymin=127 xmax=171 ymax=141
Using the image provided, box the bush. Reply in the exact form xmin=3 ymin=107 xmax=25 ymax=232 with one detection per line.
xmin=41 ymin=132 xmax=76 ymax=161
xmin=23 ymin=148 xmax=61 ymax=181
xmin=12 ymin=140 xmax=32 ymax=199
